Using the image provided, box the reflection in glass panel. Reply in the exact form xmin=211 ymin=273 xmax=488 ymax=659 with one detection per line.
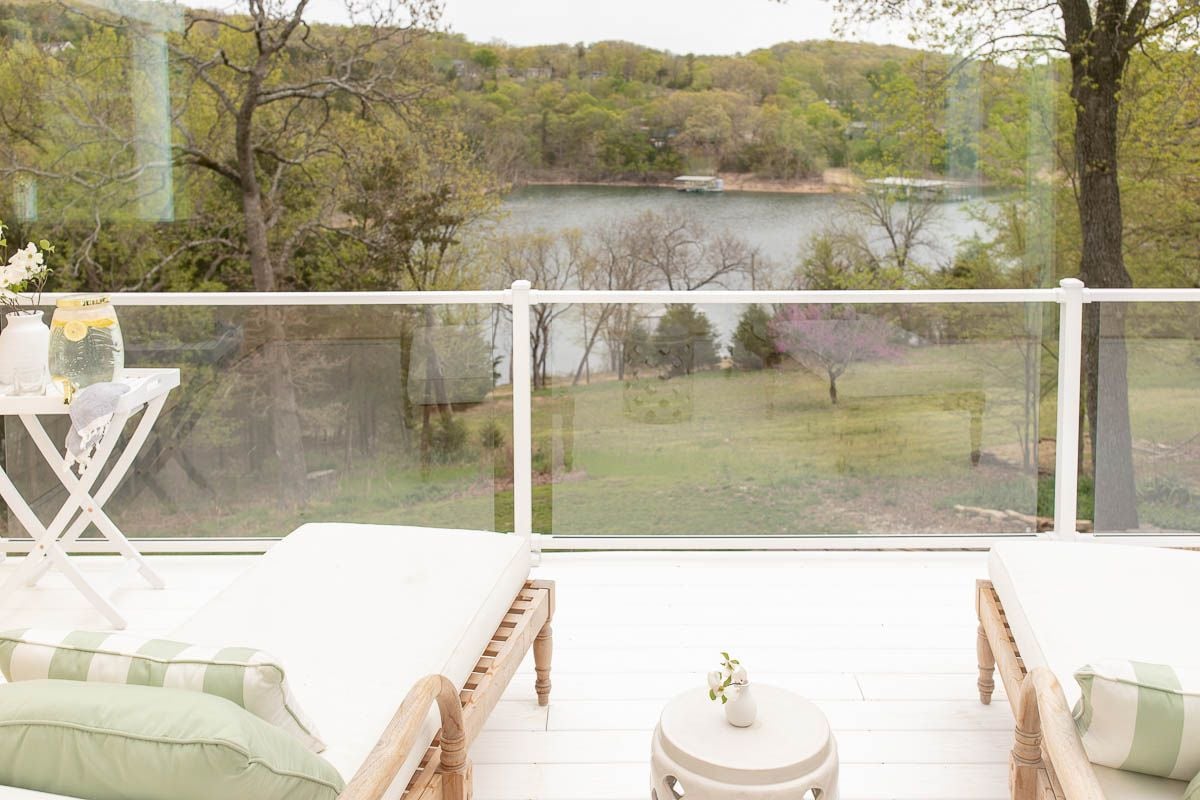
xmin=1097 ymin=303 xmax=1200 ymax=533
xmin=536 ymin=301 xmax=1047 ymax=536
xmin=1 ymin=304 xmax=507 ymax=539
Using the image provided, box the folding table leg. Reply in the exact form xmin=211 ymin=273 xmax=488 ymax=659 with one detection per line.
xmin=0 ymin=465 xmax=127 ymax=629
xmin=20 ymin=411 xmax=164 ymax=591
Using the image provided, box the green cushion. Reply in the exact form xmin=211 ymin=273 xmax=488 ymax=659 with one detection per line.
xmin=1074 ymin=660 xmax=1200 ymax=780
xmin=0 ymin=629 xmax=323 ymax=752
xmin=0 ymin=680 xmax=344 ymax=800
xmin=1188 ymin=773 xmax=1199 ymax=800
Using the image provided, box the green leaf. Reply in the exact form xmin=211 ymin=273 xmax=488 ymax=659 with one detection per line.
xmin=721 ymin=651 xmax=730 ymax=659
xmin=720 ymin=696 xmax=728 ymax=704
xmin=709 ymin=690 xmax=716 ymax=700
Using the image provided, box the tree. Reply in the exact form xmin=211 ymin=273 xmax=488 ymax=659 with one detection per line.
xmin=771 ymin=304 xmax=901 ymax=404
xmin=332 ymin=119 xmax=502 ymax=464
xmin=730 ymin=305 xmax=782 ymax=369
xmin=162 ymin=0 xmax=444 ymax=507
xmin=798 ymin=185 xmax=942 ymax=290
xmin=819 ymin=0 xmax=1200 ymax=530
xmin=492 ymin=229 xmax=584 ymax=389
xmin=626 ymin=209 xmax=762 ymax=291
xmin=580 ymin=218 xmax=656 ymax=382
xmin=652 ymin=304 xmax=720 ymax=377
xmin=471 ymin=47 xmax=500 ymax=84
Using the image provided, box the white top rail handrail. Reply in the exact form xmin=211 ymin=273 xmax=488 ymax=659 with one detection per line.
xmin=532 ymin=288 xmax=1062 ymax=305
xmin=36 ymin=285 xmax=1200 ymax=308
xmin=1083 ymin=288 xmax=1200 ymax=303
xmin=38 ymin=291 xmax=512 ymax=307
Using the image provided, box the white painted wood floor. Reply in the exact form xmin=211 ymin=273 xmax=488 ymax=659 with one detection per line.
xmin=0 ymin=551 xmax=1012 ymax=800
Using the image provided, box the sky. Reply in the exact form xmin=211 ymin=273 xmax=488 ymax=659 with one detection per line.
xmin=295 ymin=0 xmax=915 ymax=54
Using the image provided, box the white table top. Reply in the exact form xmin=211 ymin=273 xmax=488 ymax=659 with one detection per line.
xmin=657 ymin=685 xmax=834 ymax=784
xmin=0 ymin=369 xmax=179 ymax=416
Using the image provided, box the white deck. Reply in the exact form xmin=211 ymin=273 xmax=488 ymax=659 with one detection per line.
xmin=0 ymin=551 xmax=1011 ymax=799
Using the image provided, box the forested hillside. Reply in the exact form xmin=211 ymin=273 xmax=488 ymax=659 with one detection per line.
xmin=430 ymin=37 xmax=977 ymax=182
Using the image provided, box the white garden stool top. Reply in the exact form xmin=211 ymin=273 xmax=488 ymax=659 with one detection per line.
xmin=651 ymin=685 xmax=839 ymax=800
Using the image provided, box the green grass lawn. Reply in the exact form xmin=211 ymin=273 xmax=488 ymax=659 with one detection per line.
xmin=65 ymin=336 xmax=1200 ymax=540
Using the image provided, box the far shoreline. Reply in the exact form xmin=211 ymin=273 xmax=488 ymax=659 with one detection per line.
xmin=516 ymin=168 xmax=858 ymax=196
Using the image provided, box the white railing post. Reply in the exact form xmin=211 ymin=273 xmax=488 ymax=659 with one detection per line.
xmin=1053 ymin=278 xmax=1085 ymax=540
xmin=510 ymin=281 xmax=535 ymax=547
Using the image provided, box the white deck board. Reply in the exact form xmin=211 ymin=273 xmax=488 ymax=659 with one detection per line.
xmin=0 ymin=549 xmax=1013 ymax=799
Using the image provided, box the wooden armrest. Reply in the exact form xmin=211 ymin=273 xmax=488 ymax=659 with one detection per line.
xmin=1018 ymin=668 xmax=1106 ymax=800
xmin=340 ymin=674 xmax=466 ymax=800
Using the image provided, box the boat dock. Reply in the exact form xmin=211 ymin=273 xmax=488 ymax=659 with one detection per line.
xmin=673 ymin=175 xmax=725 ymax=193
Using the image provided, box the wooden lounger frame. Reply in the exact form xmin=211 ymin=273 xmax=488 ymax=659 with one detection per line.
xmin=342 ymin=579 xmax=555 ymax=800
xmin=975 ymin=579 xmax=1104 ymax=800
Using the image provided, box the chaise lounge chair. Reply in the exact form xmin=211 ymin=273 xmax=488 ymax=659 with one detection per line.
xmin=976 ymin=541 xmax=1196 ymax=799
xmin=0 ymin=523 xmax=554 ymax=800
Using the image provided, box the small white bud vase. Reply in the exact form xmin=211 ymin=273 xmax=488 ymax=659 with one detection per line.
xmin=720 ymin=681 xmax=758 ymax=729
xmin=724 ymin=682 xmax=757 ymax=727
xmin=0 ymin=310 xmax=50 ymax=395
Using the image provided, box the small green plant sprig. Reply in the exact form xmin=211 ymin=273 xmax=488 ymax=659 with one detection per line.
xmin=707 ymin=652 xmax=747 ymax=704
xmin=0 ymin=219 xmax=54 ymax=315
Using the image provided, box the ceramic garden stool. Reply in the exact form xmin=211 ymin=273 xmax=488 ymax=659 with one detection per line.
xmin=651 ymin=685 xmax=839 ymax=800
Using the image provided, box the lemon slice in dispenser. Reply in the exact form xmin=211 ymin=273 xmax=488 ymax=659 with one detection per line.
xmin=63 ymin=321 xmax=88 ymax=342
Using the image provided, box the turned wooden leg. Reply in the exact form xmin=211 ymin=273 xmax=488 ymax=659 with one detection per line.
xmin=977 ymin=624 xmax=996 ymax=705
xmin=429 ymin=674 xmax=471 ymax=800
xmin=1010 ymin=719 xmax=1042 ymax=799
xmin=1010 ymin=676 xmax=1043 ymax=800
xmin=534 ymin=622 xmax=553 ymax=707
xmin=438 ymin=727 xmax=472 ymax=800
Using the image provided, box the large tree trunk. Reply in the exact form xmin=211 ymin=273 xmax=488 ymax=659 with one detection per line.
xmin=1068 ymin=21 xmax=1139 ymax=532
xmin=263 ymin=309 xmax=309 ymax=508
xmin=236 ymin=91 xmax=309 ymax=509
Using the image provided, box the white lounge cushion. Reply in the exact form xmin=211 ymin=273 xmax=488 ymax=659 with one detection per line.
xmin=990 ymin=541 xmax=1199 ymax=799
xmin=170 ymin=523 xmax=530 ymax=799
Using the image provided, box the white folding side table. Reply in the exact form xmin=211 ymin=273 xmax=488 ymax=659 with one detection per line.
xmin=0 ymin=368 xmax=180 ymax=629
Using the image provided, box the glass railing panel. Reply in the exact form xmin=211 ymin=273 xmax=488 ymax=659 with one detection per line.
xmin=1094 ymin=302 xmax=1200 ymax=533
xmin=534 ymin=301 xmax=1049 ymax=536
xmin=1 ymin=304 xmax=508 ymax=540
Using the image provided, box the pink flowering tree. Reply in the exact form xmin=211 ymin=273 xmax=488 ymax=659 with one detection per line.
xmin=770 ymin=305 xmax=902 ymax=405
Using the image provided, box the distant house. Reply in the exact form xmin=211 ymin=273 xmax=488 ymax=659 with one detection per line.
xmin=524 ymin=66 xmax=553 ymax=80
xmin=588 ymin=70 xmax=607 ymax=80
xmin=644 ymin=127 xmax=679 ymax=149
xmin=40 ymin=41 xmax=75 ymax=55
xmin=845 ymin=121 xmax=870 ymax=140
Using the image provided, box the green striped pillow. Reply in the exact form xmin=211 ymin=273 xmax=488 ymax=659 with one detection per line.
xmin=1187 ymin=773 xmax=1200 ymax=800
xmin=0 ymin=629 xmax=324 ymax=753
xmin=1073 ymin=660 xmax=1200 ymax=780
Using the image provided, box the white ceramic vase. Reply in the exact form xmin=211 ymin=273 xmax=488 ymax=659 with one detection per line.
xmin=0 ymin=310 xmax=51 ymax=395
xmin=724 ymin=683 xmax=757 ymax=728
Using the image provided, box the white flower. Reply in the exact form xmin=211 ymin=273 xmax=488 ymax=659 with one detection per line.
xmin=731 ymin=665 xmax=747 ymax=685
xmin=6 ymin=243 xmax=45 ymax=282
xmin=0 ymin=264 xmax=22 ymax=291
xmin=707 ymin=670 xmax=724 ymax=693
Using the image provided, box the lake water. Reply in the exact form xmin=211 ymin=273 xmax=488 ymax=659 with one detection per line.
xmin=499 ymin=184 xmax=994 ymax=270
xmin=493 ymin=184 xmax=997 ymax=375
